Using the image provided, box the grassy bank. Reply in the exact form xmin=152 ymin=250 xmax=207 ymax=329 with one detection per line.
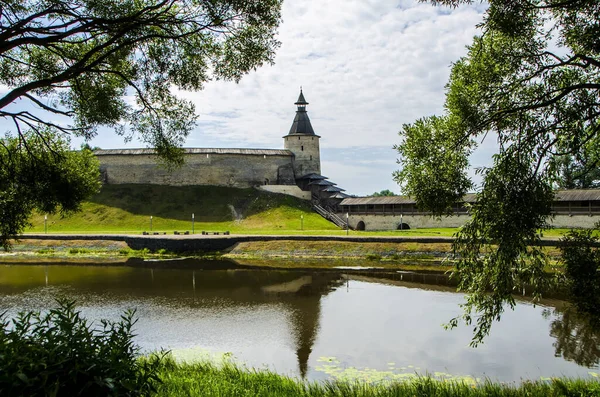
xmin=3 ymin=238 xmax=565 ymax=271
xmin=1 ymin=238 xmax=184 ymax=263
xmin=26 ymin=184 xmax=339 ymax=234
xmin=154 ymin=358 xmax=600 ymax=397
xmin=22 ymin=184 xmax=580 ymax=238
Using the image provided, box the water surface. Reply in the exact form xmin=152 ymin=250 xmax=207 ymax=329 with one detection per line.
xmin=0 ymin=262 xmax=598 ymax=382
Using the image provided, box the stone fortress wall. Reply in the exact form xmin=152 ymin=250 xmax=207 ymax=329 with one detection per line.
xmin=96 ymin=148 xmax=297 ymax=189
xmin=96 ymin=90 xmax=324 ymax=192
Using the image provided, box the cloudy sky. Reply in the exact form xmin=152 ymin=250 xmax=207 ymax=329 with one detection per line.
xmin=12 ymin=0 xmax=493 ymax=196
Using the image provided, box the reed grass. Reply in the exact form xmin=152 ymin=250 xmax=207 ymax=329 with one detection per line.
xmin=154 ymin=358 xmax=600 ymax=397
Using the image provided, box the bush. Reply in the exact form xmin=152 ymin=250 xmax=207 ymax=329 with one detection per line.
xmin=366 ymin=253 xmax=382 ymax=261
xmin=0 ymin=300 xmax=163 ymax=396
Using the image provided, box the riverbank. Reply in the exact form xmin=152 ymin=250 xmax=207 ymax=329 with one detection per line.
xmin=155 ymin=358 xmax=600 ymax=397
xmin=2 ymin=235 xmax=564 ymax=271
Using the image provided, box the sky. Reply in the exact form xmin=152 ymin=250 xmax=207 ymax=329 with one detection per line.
xmin=5 ymin=0 xmax=492 ymax=197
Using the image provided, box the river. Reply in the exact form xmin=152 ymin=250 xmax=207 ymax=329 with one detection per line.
xmin=0 ymin=260 xmax=598 ymax=383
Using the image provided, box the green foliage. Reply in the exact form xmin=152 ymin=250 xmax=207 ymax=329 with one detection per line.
xmin=449 ymin=157 xmax=554 ymax=345
xmin=0 ymin=133 xmax=101 ymax=250
xmin=394 ymin=115 xmax=473 ymax=216
xmin=397 ymin=0 xmax=600 ymax=343
xmin=0 ymin=300 xmax=163 ymax=397
xmin=0 ymin=1 xmax=282 ymax=163
xmin=552 ymin=144 xmax=600 ymax=189
xmin=155 ymin=357 xmax=600 ymax=396
xmin=0 ymin=0 xmax=282 ymax=246
xmin=559 ymin=226 xmax=600 ymax=318
xmin=371 ymin=190 xmax=396 ymax=197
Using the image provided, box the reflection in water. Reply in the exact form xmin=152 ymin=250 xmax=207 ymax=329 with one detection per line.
xmin=546 ymin=306 xmax=600 ymax=368
xmin=0 ymin=264 xmax=343 ymax=378
xmin=1 ymin=261 xmax=600 ymax=382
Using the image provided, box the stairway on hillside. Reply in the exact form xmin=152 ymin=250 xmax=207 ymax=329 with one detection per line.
xmin=312 ymin=202 xmax=349 ymax=229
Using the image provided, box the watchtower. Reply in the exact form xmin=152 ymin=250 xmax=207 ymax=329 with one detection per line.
xmin=283 ymin=89 xmax=321 ymax=177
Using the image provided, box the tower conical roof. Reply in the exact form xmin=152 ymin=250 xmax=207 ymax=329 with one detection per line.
xmin=295 ymin=90 xmax=308 ymax=106
xmin=288 ymin=89 xmax=315 ymax=135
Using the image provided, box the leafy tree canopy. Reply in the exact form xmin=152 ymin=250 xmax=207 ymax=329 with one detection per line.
xmin=0 ymin=0 xmax=282 ymax=247
xmin=371 ymin=189 xmax=397 ymax=197
xmin=553 ymin=144 xmax=600 ymax=189
xmin=0 ymin=134 xmax=101 ymax=249
xmin=1 ymin=0 xmax=282 ymax=161
xmin=395 ymin=0 xmax=599 ymax=344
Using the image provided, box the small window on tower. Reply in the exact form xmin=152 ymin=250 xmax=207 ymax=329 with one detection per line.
xmin=298 ymin=137 xmax=300 ymax=140
xmin=301 ymin=146 xmax=304 ymax=151
xmin=310 ymin=155 xmax=312 ymax=160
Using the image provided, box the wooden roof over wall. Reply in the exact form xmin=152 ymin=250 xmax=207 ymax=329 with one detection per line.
xmin=340 ymin=190 xmax=600 ymax=206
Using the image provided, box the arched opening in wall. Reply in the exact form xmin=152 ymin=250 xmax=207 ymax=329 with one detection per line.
xmin=264 ymin=178 xmax=269 ymax=185
xmin=356 ymin=221 xmax=366 ymax=231
xmin=397 ymin=223 xmax=411 ymax=230
xmin=301 ymin=146 xmax=304 ymax=151
xmin=310 ymin=155 xmax=312 ymax=160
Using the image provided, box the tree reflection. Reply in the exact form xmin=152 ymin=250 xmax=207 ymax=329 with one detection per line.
xmin=545 ymin=306 xmax=600 ymax=368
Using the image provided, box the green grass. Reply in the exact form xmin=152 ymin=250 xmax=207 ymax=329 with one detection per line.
xmin=27 ymin=184 xmax=339 ymax=234
xmin=154 ymin=357 xmax=600 ymax=397
xmin=24 ymin=184 xmax=463 ymax=236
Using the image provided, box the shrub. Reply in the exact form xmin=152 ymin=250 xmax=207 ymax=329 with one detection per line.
xmin=0 ymin=300 xmax=163 ymax=396
xmin=366 ymin=253 xmax=382 ymax=261
xmin=68 ymin=248 xmax=90 ymax=254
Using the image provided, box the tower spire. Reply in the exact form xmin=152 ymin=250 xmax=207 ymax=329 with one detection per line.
xmin=295 ymin=88 xmax=308 ymax=107
xmin=289 ymin=88 xmax=314 ymax=135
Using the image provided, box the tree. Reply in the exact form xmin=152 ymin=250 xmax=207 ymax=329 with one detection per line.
xmin=0 ymin=0 xmax=282 ymax=247
xmin=553 ymin=143 xmax=600 ymax=189
xmin=395 ymin=0 xmax=600 ymax=344
xmin=0 ymin=134 xmax=101 ymax=250
xmin=371 ymin=189 xmax=397 ymax=197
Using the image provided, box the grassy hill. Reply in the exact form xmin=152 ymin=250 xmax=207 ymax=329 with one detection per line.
xmin=27 ymin=184 xmax=340 ymax=234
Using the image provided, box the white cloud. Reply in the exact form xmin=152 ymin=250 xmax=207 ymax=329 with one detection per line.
xmin=86 ymin=0 xmax=489 ymax=195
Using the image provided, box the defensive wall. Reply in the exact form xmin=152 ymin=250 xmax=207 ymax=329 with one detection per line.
xmin=343 ymin=213 xmax=599 ymax=231
xmin=96 ymin=148 xmax=297 ymax=188
xmin=337 ymin=190 xmax=600 ymax=230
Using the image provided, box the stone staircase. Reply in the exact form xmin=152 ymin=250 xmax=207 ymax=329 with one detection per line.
xmin=312 ymin=202 xmax=349 ymax=229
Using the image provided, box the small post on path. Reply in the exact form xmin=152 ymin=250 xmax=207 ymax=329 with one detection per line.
xmin=44 ymin=214 xmax=47 ymax=234
xmin=346 ymin=213 xmax=349 ymax=235
xmin=192 ymin=213 xmax=195 ymax=234
xmin=150 ymin=216 xmax=153 ymax=232
xmin=301 ymin=214 xmax=304 ymax=231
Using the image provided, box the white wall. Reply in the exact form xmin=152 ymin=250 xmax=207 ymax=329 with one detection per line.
xmin=341 ymin=213 xmax=599 ymax=230
xmin=258 ymin=185 xmax=312 ymax=200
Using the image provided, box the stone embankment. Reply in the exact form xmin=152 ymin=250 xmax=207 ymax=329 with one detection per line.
xmin=18 ymin=233 xmax=562 ymax=253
